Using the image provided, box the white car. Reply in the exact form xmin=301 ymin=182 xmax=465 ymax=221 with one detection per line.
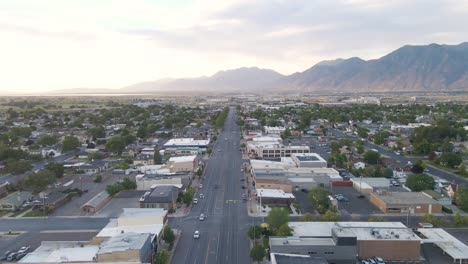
xmin=17 ymin=246 xmax=30 ymax=254
xmin=199 ymin=193 xmax=204 ymax=199
xmin=199 ymin=214 xmax=205 ymax=221
xmin=193 ymin=198 xmax=198 ymax=204
xmin=199 ymin=184 xmax=203 ymax=188
xmin=193 ymin=230 xmax=200 ymax=239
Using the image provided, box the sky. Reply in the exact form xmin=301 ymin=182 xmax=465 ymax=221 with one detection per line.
xmin=1 ymin=0 xmax=468 ymax=93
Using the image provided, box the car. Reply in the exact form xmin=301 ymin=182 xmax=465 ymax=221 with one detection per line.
xmin=193 ymin=198 xmax=198 ymax=204
xmin=199 ymin=214 xmax=205 ymax=221
xmin=356 ymin=194 xmax=365 ymax=198
xmin=361 ymin=261 xmax=370 ymax=264
xmin=18 ymin=246 xmax=30 ymax=254
xmin=199 ymin=184 xmax=203 ymax=188
xmin=7 ymin=252 xmax=18 ymax=261
xmin=391 ymin=181 xmax=400 ymax=187
xmin=214 ymin=184 xmax=219 ymax=188
xmin=240 ymin=178 xmax=245 ymax=181
xmin=199 ymin=194 xmax=204 ymax=199
xmin=424 ymin=168 xmax=430 ymax=172
xmin=224 ymin=138 xmax=228 ymax=141
xmin=367 ymin=258 xmax=377 ymax=264
xmin=16 ymin=252 xmax=27 ymax=260
xmin=373 ymin=257 xmax=385 ymax=264
xmin=217 ymin=149 xmax=222 ymax=152
xmin=1 ymin=251 xmax=11 ymax=261
xmin=193 ymin=230 xmax=200 ymax=239
xmin=418 ymin=222 xmax=433 ymax=228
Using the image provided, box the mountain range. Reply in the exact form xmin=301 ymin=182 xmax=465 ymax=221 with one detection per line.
xmin=51 ymin=42 xmax=468 ymax=94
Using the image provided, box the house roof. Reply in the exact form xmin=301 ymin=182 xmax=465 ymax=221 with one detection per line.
xmin=141 ymin=185 xmax=178 ymax=203
xmin=373 ymin=191 xmax=437 ymax=205
xmin=82 ymin=191 xmax=109 ymax=208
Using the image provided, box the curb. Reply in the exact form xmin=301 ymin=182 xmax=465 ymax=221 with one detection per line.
xmin=167 ymin=229 xmax=182 ymax=264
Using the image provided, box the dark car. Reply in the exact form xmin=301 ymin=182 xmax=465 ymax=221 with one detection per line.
xmin=214 ymin=184 xmax=219 ymax=188
xmin=1 ymin=251 xmax=11 ymax=261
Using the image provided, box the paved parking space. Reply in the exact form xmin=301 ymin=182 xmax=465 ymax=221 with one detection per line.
xmin=293 ymin=190 xmax=316 ymax=214
xmin=332 ymin=186 xmax=381 ymax=215
xmin=96 ymin=197 xmax=141 ymax=217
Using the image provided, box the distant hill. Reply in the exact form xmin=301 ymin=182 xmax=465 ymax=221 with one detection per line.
xmin=45 ymin=42 xmax=468 ymax=94
xmin=279 ymin=42 xmax=468 ymax=93
xmin=122 ymin=67 xmax=284 ymax=93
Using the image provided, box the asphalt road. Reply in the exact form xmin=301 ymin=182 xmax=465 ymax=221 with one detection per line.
xmin=330 ymin=128 xmax=468 ymax=186
xmin=170 ymin=107 xmax=251 ymax=264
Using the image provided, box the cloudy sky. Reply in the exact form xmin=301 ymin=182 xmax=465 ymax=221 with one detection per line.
xmin=1 ymin=0 xmax=467 ymax=93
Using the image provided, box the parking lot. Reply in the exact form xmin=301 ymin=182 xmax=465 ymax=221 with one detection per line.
xmin=96 ymin=191 xmax=145 ymax=217
xmin=332 ymin=186 xmax=381 ymax=215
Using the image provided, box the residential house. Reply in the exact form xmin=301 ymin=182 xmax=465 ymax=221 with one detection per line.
xmin=0 ymin=191 xmax=33 ymax=210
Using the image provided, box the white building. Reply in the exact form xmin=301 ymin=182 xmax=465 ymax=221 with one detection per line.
xmin=247 ymin=137 xmax=310 ymax=159
xmin=291 ymin=153 xmax=327 ymax=168
xmin=264 ymin=126 xmax=286 ymax=135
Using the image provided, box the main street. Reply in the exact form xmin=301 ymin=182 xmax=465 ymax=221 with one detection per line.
xmin=170 ymin=107 xmax=251 ymax=264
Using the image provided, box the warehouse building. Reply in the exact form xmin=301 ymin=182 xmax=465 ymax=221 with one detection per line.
xmin=370 ymin=191 xmax=442 ymax=214
xmin=270 ymin=222 xmax=423 ymax=262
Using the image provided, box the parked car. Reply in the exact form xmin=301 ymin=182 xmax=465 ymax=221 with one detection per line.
xmin=418 ymin=222 xmax=433 ymax=228
xmin=7 ymin=252 xmax=18 ymax=261
xmin=193 ymin=198 xmax=198 ymax=204
xmin=199 ymin=214 xmax=205 ymax=221
xmin=1 ymin=251 xmax=11 ymax=261
xmin=199 ymin=193 xmax=204 ymax=199
xmin=367 ymin=258 xmax=377 ymax=264
xmin=18 ymin=246 xmax=30 ymax=254
xmin=16 ymin=252 xmax=27 ymax=260
xmin=214 ymin=184 xmax=219 ymax=188
xmin=373 ymin=256 xmax=385 ymax=264
xmin=199 ymin=184 xmax=203 ymax=188
xmin=193 ymin=230 xmax=200 ymax=239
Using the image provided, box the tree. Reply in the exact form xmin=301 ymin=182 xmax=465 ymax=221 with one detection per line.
xmin=137 ymin=126 xmax=148 ymax=139
xmin=88 ymin=126 xmax=105 ymax=139
xmin=153 ymin=250 xmax=169 ymax=264
xmin=24 ymin=169 xmax=56 ymax=194
xmin=440 ymin=152 xmax=463 ymax=168
xmin=383 ymin=168 xmax=394 ymax=178
xmin=357 ymin=127 xmax=369 ymax=138
xmin=6 ymin=160 xmax=32 ymax=175
xmin=308 ymin=188 xmax=330 ymax=214
xmin=121 ymin=177 xmax=137 ymax=190
xmin=62 ymin=136 xmax=80 ymax=152
xmin=162 ymin=225 xmax=175 ymax=245
xmin=320 ymin=210 xmax=340 ymax=221
xmin=300 ymin=213 xmax=315 ymax=222
xmin=248 ymin=225 xmax=262 ymax=240
xmin=368 ymin=216 xmax=385 ymax=222
xmin=154 ymin=149 xmax=162 ymax=164
xmin=183 ymin=187 xmax=195 ymax=206
xmin=456 ymin=186 xmax=468 ymax=212
xmin=458 ymin=163 xmax=467 ymax=177
xmin=196 ymin=168 xmax=203 ymax=177
xmin=411 ymin=164 xmax=424 ymax=174
xmin=281 ymin=128 xmax=292 ymax=139
xmin=276 ymin=223 xmax=292 ymax=236
xmin=454 ymin=211 xmax=464 ymax=227
xmin=94 ymin=175 xmax=102 ymax=183
xmin=356 ymin=142 xmax=365 ymax=155
xmin=106 ymin=136 xmax=126 ymax=155
xmin=363 ymin=150 xmax=381 ymax=165
xmin=250 ymin=243 xmax=265 ymax=263
xmin=267 ymin=207 xmax=289 ymax=233
xmin=37 ymin=134 xmax=57 ymax=146
xmin=405 ymin=174 xmax=435 ymax=192
xmin=106 ymin=184 xmax=122 ymax=196
xmin=45 ymin=162 xmax=64 ymax=178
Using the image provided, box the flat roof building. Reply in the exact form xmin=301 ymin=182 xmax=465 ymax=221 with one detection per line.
xmin=97 ymin=232 xmax=152 ymax=263
xmin=370 ymin=191 xmax=442 ymax=214
xmin=18 ymin=241 xmax=99 ymax=263
xmin=139 ymin=185 xmax=179 ymax=210
xmin=291 ymin=153 xmax=327 ymax=168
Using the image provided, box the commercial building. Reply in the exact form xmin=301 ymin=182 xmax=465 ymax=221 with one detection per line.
xmin=256 ymin=188 xmax=295 ymax=206
xmin=163 ymin=138 xmax=209 ymax=154
xmin=96 ymin=232 xmax=152 ymax=263
xmin=19 ymin=241 xmax=99 ymax=263
xmin=370 ymin=191 xmax=442 ymax=214
xmin=139 ymin=185 xmax=179 ymax=210
xmin=135 ymin=172 xmax=191 ymax=190
xmin=270 ymin=254 xmax=329 ymax=264
xmin=80 ymin=191 xmax=111 ymax=214
xmin=246 ymin=136 xmax=310 ymax=159
xmin=264 ymin=126 xmax=286 ymax=134
xmin=291 ymin=153 xmax=327 ymax=168
xmin=418 ymin=228 xmax=468 ymax=263
xmin=270 ymin=222 xmax=422 ymax=262
xmin=167 ymin=155 xmax=198 ymax=172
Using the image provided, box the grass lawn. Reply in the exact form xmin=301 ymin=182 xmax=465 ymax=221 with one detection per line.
xmin=0 ymin=210 xmax=10 ymax=217
xmin=23 ymin=211 xmax=48 ymax=217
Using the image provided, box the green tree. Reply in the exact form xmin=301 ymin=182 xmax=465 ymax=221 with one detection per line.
xmin=308 ymin=188 xmax=330 ymax=214
xmin=281 ymin=128 xmax=292 ymax=139
xmin=405 ymin=174 xmax=435 ymax=192
xmin=121 ymin=177 xmax=137 ymax=190
xmin=62 ymin=136 xmax=80 ymax=152
xmin=24 ymin=169 xmax=56 ymax=194
xmin=276 ymin=223 xmax=292 ymax=236
xmin=162 ymin=225 xmax=175 ymax=245
xmin=37 ymin=134 xmax=57 ymax=146
xmin=458 ymin=163 xmax=467 ymax=177
xmin=153 ymin=250 xmax=169 ymax=264
xmin=357 ymin=127 xmax=369 ymax=138
xmin=440 ymin=152 xmax=463 ymax=168
xmin=196 ymin=168 xmax=203 ymax=177
xmin=250 ymin=243 xmax=265 ymax=263
xmin=300 ymin=213 xmax=315 ymax=221
xmin=6 ymin=159 xmax=32 ymax=175
xmin=45 ymin=162 xmax=64 ymax=178
xmin=248 ymin=225 xmax=262 ymax=240
xmin=456 ymin=186 xmax=468 ymax=212
xmin=154 ymin=149 xmax=162 ymax=164
xmin=267 ymin=207 xmax=289 ymax=233
xmin=183 ymin=187 xmax=195 ymax=206
xmin=454 ymin=211 xmax=464 ymax=227
xmin=363 ymin=150 xmax=381 ymax=165
xmin=88 ymin=126 xmax=105 ymax=139
xmin=320 ymin=210 xmax=340 ymax=221
xmin=368 ymin=216 xmax=385 ymax=222
xmin=356 ymin=142 xmax=365 ymax=155
xmin=106 ymin=136 xmax=126 ymax=155
xmin=106 ymin=184 xmax=123 ymax=196
xmin=94 ymin=175 xmax=102 ymax=183
xmin=383 ymin=167 xmax=394 ymax=178
xmin=137 ymin=126 xmax=148 ymax=139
